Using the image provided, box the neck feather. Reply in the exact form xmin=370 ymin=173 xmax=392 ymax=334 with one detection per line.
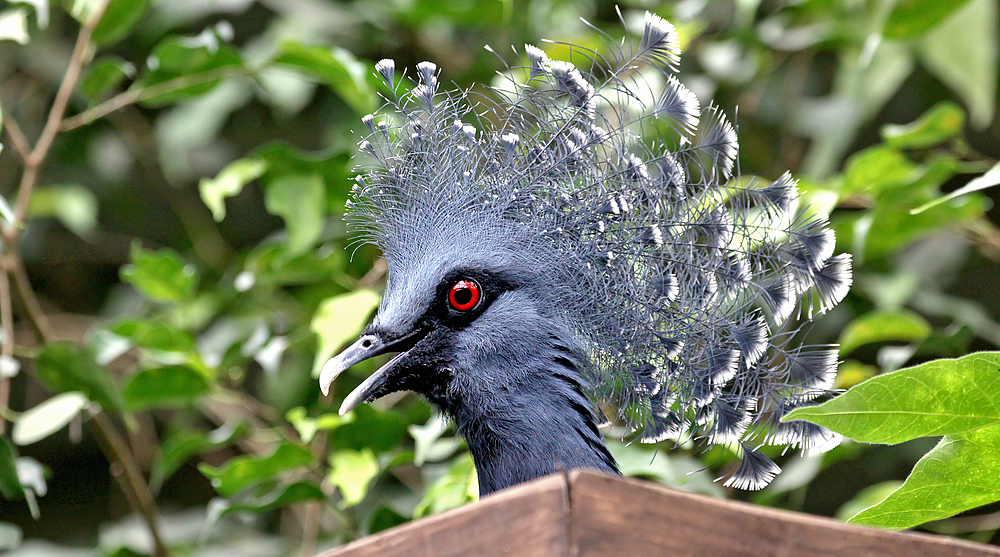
xmin=440 ymin=335 xmax=619 ymax=496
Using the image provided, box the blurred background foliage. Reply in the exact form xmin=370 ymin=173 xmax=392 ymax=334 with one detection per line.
xmin=0 ymin=0 xmax=998 ymax=555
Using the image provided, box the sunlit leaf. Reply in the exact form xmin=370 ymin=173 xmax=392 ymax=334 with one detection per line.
xmin=0 ymin=521 xmax=22 ymax=551
xmin=0 ymin=8 xmax=30 ymax=44
xmin=838 ymin=310 xmax=932 ymax=354
xmin=882 ymin=102 xmax=965 ymax=149
xmin=121 ymin=242 xmax=198 ymax=303
xmin=848 ymin=425 xmax=1000 ymax=529
xmin=28 ymin=185 xmax=99 ymax=237
xmin=841 ymin=146 xmax=916 ymax=196
xmin=311 ymin=289 xmax=380 ymax=376
xmin=274 ymin=42 xmax=376 ymax=114
xmin=328 ymin=448 xmax=379 ymax=508
xmin=414 ymin=452 xmax=477 ymax=517
xmin=11 ymin=393 xmax=89 ymax=446
xmin=263 ymin=173 xmax=326 ymax=259
xmin=836 ymin=480 xmax=904 ymax=521
xmin=200 ymin=441 xmax=314 ymax=497
xmin=917 ymin=0 xmax=998 ymax=128
xmin=199 ymin=159 xmax=267 ymax=221
xmin=110 ymin=319 xmax=197 ymax=354
xmin=35 ymin=343 xmax=123 ymax=414
xmin=122 ymin=365 xmax=211 ymax=411
xmin=911 ymin=161 xmax=1000 ymax=215
xmin=784 ymin=352 xmax=1000 ymax=444
xmin=286 ymin=407 xmax=354 ymax=443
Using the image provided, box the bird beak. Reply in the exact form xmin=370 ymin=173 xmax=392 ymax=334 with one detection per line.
xmin=318 ymin=331 xmax=420 ymax=415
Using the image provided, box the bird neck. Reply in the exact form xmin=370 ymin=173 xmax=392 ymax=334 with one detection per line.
xmin=439 ymin=339 xmax=619 ymax=496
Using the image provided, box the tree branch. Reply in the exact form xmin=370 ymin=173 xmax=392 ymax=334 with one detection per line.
xmin=0 ymin=108 xmax=31 ymax=161
xmin=0 ymin=265 xmax=13 ymax=435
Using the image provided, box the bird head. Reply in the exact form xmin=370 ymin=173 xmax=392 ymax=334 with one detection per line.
xmin=317 ymin=11 xmax=853 ymax=490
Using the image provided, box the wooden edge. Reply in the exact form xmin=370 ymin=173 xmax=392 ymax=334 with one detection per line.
xmin=316 ymin=473 xmax=571 ymax=557
xmin=566 ymin=469 xmax=1000 ymax=557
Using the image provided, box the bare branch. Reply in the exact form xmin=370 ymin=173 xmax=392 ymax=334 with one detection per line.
xmin=0 ymin=108 xmax=31 ymax=160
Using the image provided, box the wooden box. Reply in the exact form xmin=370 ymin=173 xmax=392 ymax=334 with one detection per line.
xmin=319 ymin=470 xmax=1000 ymax=556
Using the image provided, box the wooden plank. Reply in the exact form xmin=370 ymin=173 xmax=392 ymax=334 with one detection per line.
xmin=317 ymin=474 xmax=570 ymax=557
xmin=567 ymin=470 xmax=1000 ymax=557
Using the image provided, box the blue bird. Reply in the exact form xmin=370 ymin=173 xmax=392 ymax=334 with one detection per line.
xmin=319 ymin=11 xmax=852 ymax=496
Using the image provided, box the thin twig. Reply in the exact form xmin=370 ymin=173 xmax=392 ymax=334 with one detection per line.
xmin=0 ymin=109 xmax=31 ymax=160
xmin=0 ymin=264 xmax=13 ymax=435
xmin=92 ymin=412 xmax=170 ymax=557
xmin=60 ymin=64 xmax=259 ymax=132
xmin=9 ymin=252 xmax=53 ymax=342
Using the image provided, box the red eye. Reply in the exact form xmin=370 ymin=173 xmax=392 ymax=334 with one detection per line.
xmin=448 ymin=279 xmax=481 ymax=311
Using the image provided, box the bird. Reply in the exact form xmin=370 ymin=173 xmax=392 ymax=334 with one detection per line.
xmin=318 ymin=10 xmax=852 ymax=497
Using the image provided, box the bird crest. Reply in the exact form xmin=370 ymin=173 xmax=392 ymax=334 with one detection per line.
xmin=339 ymin=11 xmax=852 ymax=490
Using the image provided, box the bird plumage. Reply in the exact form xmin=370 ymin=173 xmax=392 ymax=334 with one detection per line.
xmin=320 ymin=11 xmax=852 ymax=495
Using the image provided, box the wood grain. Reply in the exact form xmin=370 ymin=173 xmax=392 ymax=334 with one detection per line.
xmin=568 ymin=470 xmax=1000 ymax=557
xmin=317 ymin=470 xmax=1000 ymax=556
xmin=317 ymin=473 xmax=569 ymax=557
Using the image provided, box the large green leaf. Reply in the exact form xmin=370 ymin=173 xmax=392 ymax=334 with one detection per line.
xmin=122 ymin=366 xmax=211 ymax=411
xmin=917 ymin=0 xmax=998 ymax=128
xmin=848 ymin=425 xmax=1000 ymax=529
xmin=120 ymin=243 xmax=198 ymax=303
xmin=199 ymin=441 xmax=314 ymax=497
xmin=783 ymin=352 xmax=1000 ymax=444
xmin=838 ymin=310 xmax=931 ymax=354
xmin=911 ymin=161 xmax=1000 ymax=215
xmin=311 ymin=289 xmax=380 ymax=376
xmin=81 ymin=56 xmax=135 ymax=104
xmin=137 ymin=34 xmax=244 ymax=106
xmin=218 ymin=480 xmax=325 ymax=516
xmin=263 ymin=173 xmax=326 ymax=259
xmin=34 ymin=343 xmax=123 ymax=414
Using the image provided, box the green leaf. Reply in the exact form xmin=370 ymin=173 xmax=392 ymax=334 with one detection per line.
xmin=35 ymin=343 xmax=123 ymax=414
xmin=110 ymin=319 xmax=197 ymax=354
xmin=409 ymin=414 xmax=462 ymax=466
xmin=848 ymin=425 xmax=1000 ymax=529
xmin=200 ymin=441 xmax=314 ymax=497
xmin=65 ymin=0 xmax=105 ymax=23
xmin=286 ymin=407 xmax=354 ymax=443
xmin=81 ymin=56 xmax=135 ymax=104
xmin=220 ymin=480 xmax=325 ymax=515
xmin=122 ymin=366 xmax=211 ymax=411
xmin=841 ymin=146 xmax=916 ymax=196
xmin=838 ymin=310 xmax=932 ymax=354
xmin=151 ymin=423 xmax=247 ymax=491
xmin=0 ymin=438 xmax=24 ymax=500
xmin=199 ymin=159 xmax=267 ymax=221
xmin=328 ymin=448 xmax=379 ymax=508
xmin=137 ymin=35 xmax=244 ymax=106
xmin=884 ymin=0 xmax=972 ymax=38
xmin=91 ymin=0 xmax=149 ymax=45
xmin=263 ymin=173 xmax=326 ymax=259
xmin=918 ymin=0 xmax=998 ymax=128
xmin=274 ymin=42 xmax=376 ymax=114
xmin=28 ymin=185 xmax=99 ymax=237
xmin=121 ymin=242 xmax=198 ymax=303
xmin=836 ymin=480 xmax=904 ymax=521
xmin=882 ymin=102 xmax=965 ymax=149
xmin=0 ymin=8 xmax=30 ymax=44
xmin=11 ymin=393 xmax=89 ymax=446
xmin=783 ymin=352 xmax=1000 ymax=444
xmin=911 ymin=161 xmax=1000 ymax=215
xmin=414 ymin=452 xmax=477 ymax=517
xmin=310 ymin=289 xmax=380 ymax=376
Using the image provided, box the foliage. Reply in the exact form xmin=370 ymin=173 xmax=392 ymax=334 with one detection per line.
xmin=0 ymin=0 xmax=996 ymax=555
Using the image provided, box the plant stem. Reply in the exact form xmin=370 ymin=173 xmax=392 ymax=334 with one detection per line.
xmin=0 ymin=265 xmax=12 ymax=435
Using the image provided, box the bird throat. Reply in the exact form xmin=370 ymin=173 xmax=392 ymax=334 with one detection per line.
xmin=436 ymin=352 xmax=619 ymax=496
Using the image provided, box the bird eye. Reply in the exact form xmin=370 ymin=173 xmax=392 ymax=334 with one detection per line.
xmin=448 ymin=279 xmax=481 ymax=312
